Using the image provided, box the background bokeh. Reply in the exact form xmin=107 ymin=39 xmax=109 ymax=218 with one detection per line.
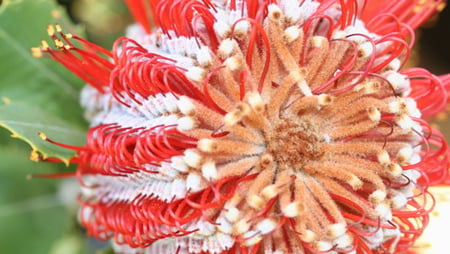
xmin=0 ymin=1 xmax=449 ymax=253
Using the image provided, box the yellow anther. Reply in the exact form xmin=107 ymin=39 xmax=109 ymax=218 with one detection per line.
xmin=31 ymin=47 xmax=43 ymax=58
xmin=55 ymin=24 xmax=62 ymax=32
xmin=46 ymin=25 xmax=55 ymax=36
xmin=40 ymin=40 xmax=50 ymax=50
xmin=54 ymin=39 xmax=64 ymax=48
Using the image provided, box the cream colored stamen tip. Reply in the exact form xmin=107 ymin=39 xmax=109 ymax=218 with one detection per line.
xmin=375 ymin=203 xmax=392 ymax=220
xmin=348 ymin=174 xmax=363 ymax=190
xmin=183 ymin=149 xmax=203 ymax=168
xmin=170 ymin=156 xmax=189 ymax=172
xmin=242 ymin=231 xmax=262 ymax=246
xmin=385 ymin=72 xmax=406 ymax=90
xmin=177 ymin=116 xmax=197 ymax=131
xmin=257 ymin=218 xmax=277 ymax=234
xmin=386 ymin=163 xmax=402 ymax=177
xmin=333 ymin=233 xmax=353 ymax=249
xmin=332 ymin=30 xmax=347 ymax=39
xmin=314 ymin=240 xmax=333 ymax=251
xmin=31 ymin=47 xmax=43 ymax=58
xmin=218 ymin=38 xmax=235 ymax=57
xmin=367 ymin=106 xmax=381 ymax=122
xmin=318 ymin=94 xmax=333 ymax=106
xmin=185 ymin=66 xmax=206 ymax=82
xmin=397 ymin=146 xmax=413 ymax=164
xmin=186 ymin=173 xmax=203 ymax=192
xmin=300 ymin=229 xmax=316 ymax=243
xmin=282 ymin=201 xmax=301 ymax=218
xmin=261 ymin=184 xmax=278 ymax=200
xmin=395 ymin=113 xmax=414 ymax=129
xmin=201 ymin=160 xmax=217 ymax=180
xmin=358 ymin=41 xmax=373 ymax=58
xmin=233 ymin=219 xmax=251 ymax=235
xmin=268 ymin=4 xmax=283 ymax=20
xmin=224 ymin=111 xmax=241 ymax=126
xmin=309 ymin=36 xmax=327 ymax=48
xmin=326 ymin=223 xmax=347 ymax=239
xmin=377 ymin=150 xmax=390 ymax=164
xmin=390 ymin=194 xmax=408 ymax=209
xmin=177 ymin=96 xmax=195 ymax=115
xmin=247 ymin=194 xmax=265 ymax=210
xmin=369 ymin=190 xmax=387 ymax=204
xmin=198 ymin=138 xmax=218 ymax=153
xmin=246 ymin=92 xmax=265 ymax=113
xmin=223 ymin=55 xmax=242 ymax=71
xmin=224 ymin=207 xmax=240 ymax=222
xmin=284 ymin=26 xmax=301 ymax=43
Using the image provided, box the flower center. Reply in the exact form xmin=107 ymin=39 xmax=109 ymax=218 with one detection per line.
xmin=265 ymin=116 xmax=325 ymax=171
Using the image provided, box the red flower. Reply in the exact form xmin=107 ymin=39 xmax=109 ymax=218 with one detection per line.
xmin=32 ymin=0 xmax=450 ymax=253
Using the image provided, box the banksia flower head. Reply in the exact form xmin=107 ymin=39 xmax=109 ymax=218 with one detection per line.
xmin=32 ymin=0 xmax=450 ymax=253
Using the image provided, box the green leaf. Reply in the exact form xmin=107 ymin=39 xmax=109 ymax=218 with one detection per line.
xmin=0 ymin=0 xmax=88 ymax=161
xmin=0 ymin=101 xmax=86 ymax=162
xmin=0 ymin=128 xmax=71 ymax=254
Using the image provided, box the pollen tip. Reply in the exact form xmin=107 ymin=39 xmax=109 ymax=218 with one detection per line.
xmin=390 ymin=194 xmax=408 ymax=209
xmin=256 ymin=219 xmax=277 ymax=235
xmin=54 ymin=39 xmax=64 ymax=48
xmin=282 ymin=201 xmax=301 ymax=218
xmin=177 ymin=116 xmax=197 ymax=131
xmin=326 ymin=223 xmax=347 ymax=239
xmin=201 ymin=160 xmax=218 ymax=180
xmin=55 ymin=24 xmax=62 ymax=32
xmin=284 ymin=26 xmax=301 ymax=43
xmin=377 ymin=150 xmax=390 ymax=164
xmin=261 ymin=184 xmax=278 ymax=200
xmin=313 ymin=240 xmax=333 ymax=251
xmin=309 ymin=36 xmax=327 ymax=48
xmin=386 ymin=163 xmax=403 ymax=177
xmin=186 ymin=173 xmax=204 ymax=192
xmin=218 ymin=39 xmax=235 ymax=58
xmin=247 ymin=195 xmax=265 ymax=210
xmin=367 ymin=106 xmax=381 ymax=122
xmin=300 ymin=229 xmax=316 ymax=243
xmin=185 ymin=66 xmax=206 ymax=82
xmin=183 ymin=149 xmax=203 ymax=168
xmin=198 ymin=138 xmax=218 ymax=153
xmin=40 ymin=40 xmax=50 ymax=50
xmin=224 ymin=55 xmax=242 ymax=71
xmin=348 ymin=175 xmax=363 ymax=190
xmin=397 ymin=146 xmax=413 ymax=165
xmin=317 ymin=94 xmax=333 ymax=106
xmin=38 ymin=132 xmax=47 ymax=140
xmin=358 ymin=41 xmax=373 ymax=58
xmin=369 ymin=190 xmax=387 ymax=204
xmin=177 ymin=96 xmax=195 ymax=116
xmin=46 ymin=24 xmax=55 ymax=36
xmin=31 ymin=47 xmax=43 ymax=58
xmin=332 ymin=31 xmax=347 ymax=39
xmin=246 ymin=92 xmax=265 ymax=113
xmin=268 ymin=4 xmax=283 ymax=21
xmin=233 ymin=219 xmax=251 ymax=235
xmin=225 ymin=207 xmax=240 ymax=222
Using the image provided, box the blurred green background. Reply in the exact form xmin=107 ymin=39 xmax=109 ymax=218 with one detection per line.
xmin=0 ymin=1 xmax=449 ymax=254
